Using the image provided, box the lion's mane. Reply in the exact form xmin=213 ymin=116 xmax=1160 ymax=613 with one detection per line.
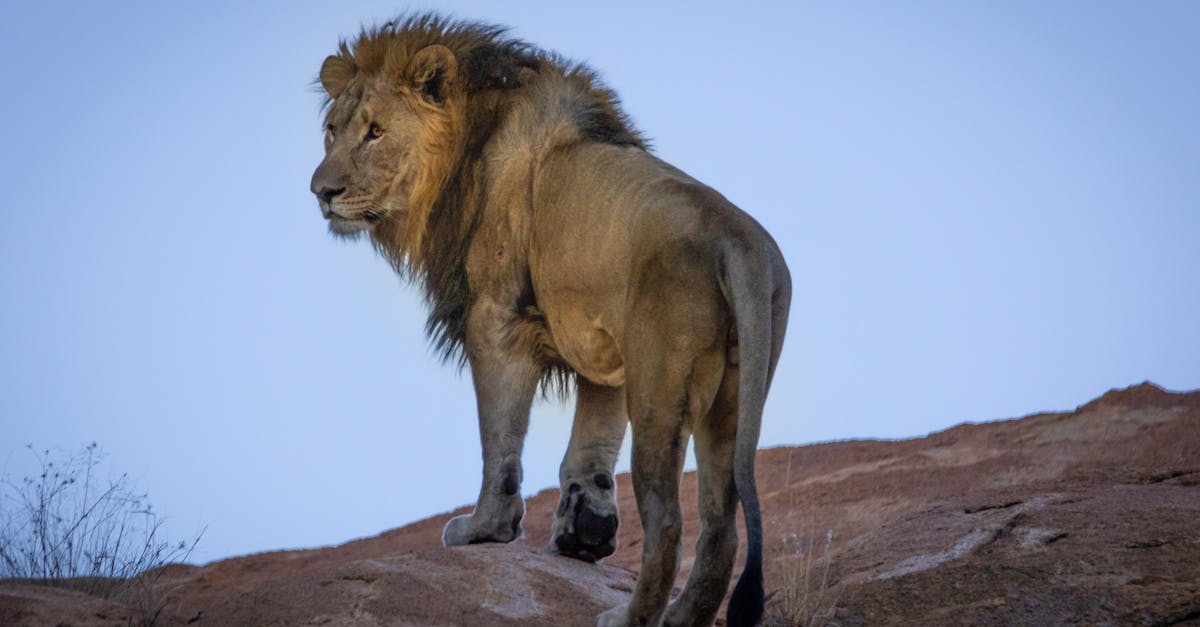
xmin=323 ymin=14 xmax=646 ymax=365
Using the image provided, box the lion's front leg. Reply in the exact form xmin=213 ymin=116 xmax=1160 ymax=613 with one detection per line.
xmin=552 ymin=378 xmax=627 ymax=562
xmin=442 ymin=298 xmax=542 ymax=547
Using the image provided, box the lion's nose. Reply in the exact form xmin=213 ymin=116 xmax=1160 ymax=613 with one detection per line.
xmin=311 ymin=159 xmax=349 ymax=205
xmin=316 ymin=186 xmax=345 ymax=204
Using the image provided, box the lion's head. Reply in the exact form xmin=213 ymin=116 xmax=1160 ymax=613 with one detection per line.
xmin=309 ymin=16 xmax=541 ymax=266
xmin=310 ymin=44 xmax=461 ymax=249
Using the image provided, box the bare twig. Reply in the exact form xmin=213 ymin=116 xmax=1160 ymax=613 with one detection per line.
xmin=0 ymin=443 xmax=203 ymax=624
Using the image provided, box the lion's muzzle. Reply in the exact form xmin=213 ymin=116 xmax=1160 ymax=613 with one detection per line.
xmin=310 ymin=157 xmax=350 ymax=209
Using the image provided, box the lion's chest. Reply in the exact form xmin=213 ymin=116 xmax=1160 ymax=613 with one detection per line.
xmin=542 ymin=305 xmax=625 ymax=387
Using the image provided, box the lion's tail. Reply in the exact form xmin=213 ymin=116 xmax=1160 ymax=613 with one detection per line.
xmin=723 ymin=237 xmax=789 ymax=627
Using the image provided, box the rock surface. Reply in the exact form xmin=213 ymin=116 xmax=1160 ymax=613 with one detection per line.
xmin=2 ymin=382 xmax=1197 ymax=625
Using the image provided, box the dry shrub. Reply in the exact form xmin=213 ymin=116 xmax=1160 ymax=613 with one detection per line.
xmin=0 ymin=443 xmax=202 ymax=622
xmin=766 ymin=451 xmax=839 ymax=627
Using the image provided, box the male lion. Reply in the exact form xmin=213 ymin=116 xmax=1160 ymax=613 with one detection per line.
xmin=310 ymin=14 xmax=790 ymax=627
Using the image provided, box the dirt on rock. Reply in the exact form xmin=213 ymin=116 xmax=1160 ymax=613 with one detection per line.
xmin=2 ymin=382 xmax=1197 ymax=626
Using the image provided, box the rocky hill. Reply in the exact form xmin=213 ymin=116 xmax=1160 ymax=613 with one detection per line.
xmin=2 ymin=382 xmax=1197 ymax=625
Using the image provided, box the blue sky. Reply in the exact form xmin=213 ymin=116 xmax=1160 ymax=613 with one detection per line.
xmin=1 ymin=1 xmax=1197 ymax=563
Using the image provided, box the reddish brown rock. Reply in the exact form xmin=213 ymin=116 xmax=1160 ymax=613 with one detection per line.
xmin=149 ymin=544 xmax=634 ymax=626
xmin=0 ymin=585 xmax=134 ymax=626
xmin=2 ymin=382 xmax=1197 ymax=625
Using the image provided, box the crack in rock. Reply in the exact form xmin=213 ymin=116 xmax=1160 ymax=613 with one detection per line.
xmin=874 ymin=495 xmax=1060 ymax=581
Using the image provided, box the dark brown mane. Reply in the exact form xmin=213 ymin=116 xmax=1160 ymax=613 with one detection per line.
xmin=324 ymin=12 xmax=646 ymax=368
xmin=321 ymin=14 xmax=540 ymax=108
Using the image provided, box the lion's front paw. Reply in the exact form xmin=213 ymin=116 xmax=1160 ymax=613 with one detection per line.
xmin=552 ymin=478 xmax=619 ymax=562
xmin=596 ymin=603 xmax=631 ymax=627
xmin=441 ymin=514 xmax=478 ymax=546
xmin=441 ymin=510 xmax=523 ymax=546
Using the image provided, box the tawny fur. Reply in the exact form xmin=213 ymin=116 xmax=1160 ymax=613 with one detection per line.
xmin=310 ymin=14 xmax=790 ymax=627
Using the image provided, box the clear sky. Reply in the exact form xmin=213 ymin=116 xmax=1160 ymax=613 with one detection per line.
xmin=1 ymin=1 xmax=1197 ymax=563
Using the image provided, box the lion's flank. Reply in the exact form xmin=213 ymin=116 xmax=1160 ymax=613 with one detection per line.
xmin=322 ymin=13 xmax=646 ymax=373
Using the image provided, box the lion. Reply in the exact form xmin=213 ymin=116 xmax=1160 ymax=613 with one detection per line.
xmin=309 ymin=14 xmax=791 ymax=627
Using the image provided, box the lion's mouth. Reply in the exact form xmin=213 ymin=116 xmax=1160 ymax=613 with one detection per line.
xmin=322 ymin=205 xmax=382 ymax=235
xmin=327 ymin=216 xmax=370 ymax=235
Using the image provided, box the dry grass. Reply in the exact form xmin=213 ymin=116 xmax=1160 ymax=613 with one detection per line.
xmin=765 ymin=452 xmax=840 ymax=627
xmin=0 ymin=443 xmax=202 ymax=624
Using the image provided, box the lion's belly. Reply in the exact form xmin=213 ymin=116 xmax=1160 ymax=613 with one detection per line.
xmin=544 ymin=307 xmax=625 ymax=387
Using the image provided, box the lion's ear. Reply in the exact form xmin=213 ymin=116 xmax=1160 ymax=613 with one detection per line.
xmin=320 ymin=55 xmax=354 ymax=99
xmin=405 ymin=44 xmax=459 ymax=105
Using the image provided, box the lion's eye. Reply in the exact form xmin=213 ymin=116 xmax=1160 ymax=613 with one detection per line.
xmin=366 ymin=123 xmax=384 ymax=141
xmin=324 ymin=124 xmax=335 ymax=142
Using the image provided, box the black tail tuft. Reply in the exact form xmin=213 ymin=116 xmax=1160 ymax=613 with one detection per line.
xmin=725 ymin=547 xmax=764 ymax=627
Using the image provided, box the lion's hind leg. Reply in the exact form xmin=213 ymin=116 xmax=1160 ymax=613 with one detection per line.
xmin=662 ymin=363 xmax=740 ymax=626
xmin=598 ymin=379 xmax=690 ymax=627
xmin=598 ymin=287 xmax=727 ymax=627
